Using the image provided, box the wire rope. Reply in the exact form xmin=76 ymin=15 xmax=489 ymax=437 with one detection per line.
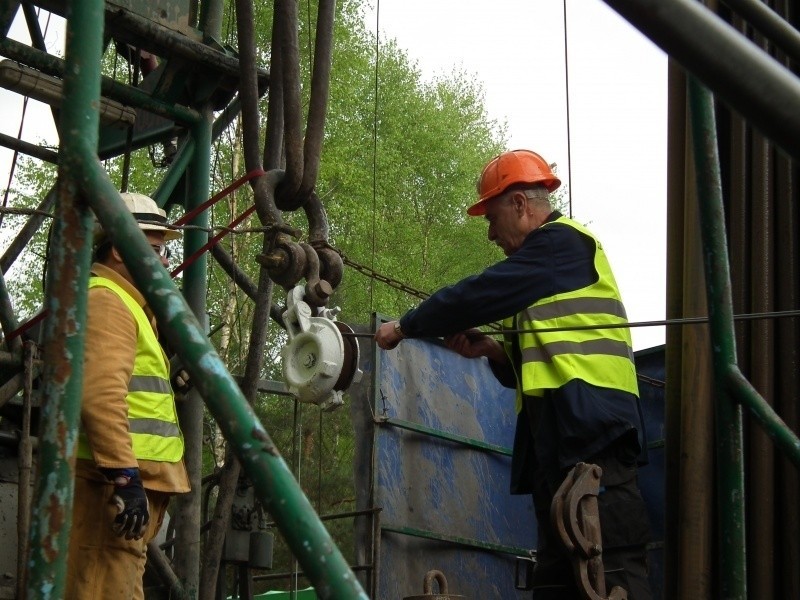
xmin=369 ymin=0 xmax=381 ymax=315
xmin=336 ymin=308 xmax=800 ymax=339
xmin=562 ymin=0 xmax=574 ymax=218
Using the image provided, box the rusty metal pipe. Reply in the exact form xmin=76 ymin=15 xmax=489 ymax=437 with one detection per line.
xmin=264 ymin=8 xmax=285 ymax=171
xmin=25 ymin=0 xmax=101 ymax=593
xmin=16 ymin=341 xmax=34 ymax=599
xmin=235 ymin=0 xmax=266 ymax=177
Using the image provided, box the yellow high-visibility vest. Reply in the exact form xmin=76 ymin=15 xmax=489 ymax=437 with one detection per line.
xmin=503 ymin=216 xmax=638 ymax=413
xmin=77 ymin=276 xmax=184 ymax=462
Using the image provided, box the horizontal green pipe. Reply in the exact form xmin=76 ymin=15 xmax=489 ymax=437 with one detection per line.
xmin=380 ymin=416 xmax=513 ymax=456
xmin=382 ymin=524 xmax=532 ymax=557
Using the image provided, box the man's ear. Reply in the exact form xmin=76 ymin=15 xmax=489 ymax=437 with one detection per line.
xmin=110 ymin=245 xmax=124 ymax=264
xmin=510 ymin=191 xmax=527 ymax=215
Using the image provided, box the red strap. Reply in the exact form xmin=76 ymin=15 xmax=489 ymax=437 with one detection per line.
xmin=171 ymin=205 xmax=257 ymax=278
xmin=5 ymin=310 xmax=47 ymax=343
xmin=172 ymin=168 xmax=265 ymax=227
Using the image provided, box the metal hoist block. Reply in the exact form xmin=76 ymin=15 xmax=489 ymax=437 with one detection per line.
xmin=281 ymin=285 xmax=361 ymax=411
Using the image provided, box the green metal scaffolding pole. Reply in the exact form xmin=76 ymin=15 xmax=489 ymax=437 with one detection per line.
xmin=690 ymin=76 xmax=800 ymax=598
xmin=24 ymin=0 xmax=102 ymax=596
xmin=688 ymin=77 xmax=746 ymax=600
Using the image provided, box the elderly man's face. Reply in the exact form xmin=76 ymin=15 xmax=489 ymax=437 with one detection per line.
xmin=484 ymin=192 xmax=528 ymax=256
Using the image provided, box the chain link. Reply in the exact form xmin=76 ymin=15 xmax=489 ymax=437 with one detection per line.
xmin=320 ymin=242 xmax=431 ymax=301
xmin=321 ymin=242 xmax=503 ymax=331
xmin=343 ymin=258 xmax=432 ymax=301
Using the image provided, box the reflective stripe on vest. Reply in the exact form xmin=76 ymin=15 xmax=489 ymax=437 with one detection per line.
xmin=77 ymin=277 xmax=184 ymax=463
xmin=504 ymin=217 xmax=638 ymax=412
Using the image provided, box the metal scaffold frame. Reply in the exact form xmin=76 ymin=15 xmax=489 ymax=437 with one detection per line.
xmin=0 ymin=0 xmax=366 ymax=598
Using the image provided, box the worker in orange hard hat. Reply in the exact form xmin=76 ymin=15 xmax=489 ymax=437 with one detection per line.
xmin=468 ymin=149 xmax=561 ymax=216
xmin=376 ymin=149 xmax=653 ymax=599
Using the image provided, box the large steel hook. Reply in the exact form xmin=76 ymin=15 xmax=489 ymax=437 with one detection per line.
xmin=551 ymin=462 xmax=628 ymax=600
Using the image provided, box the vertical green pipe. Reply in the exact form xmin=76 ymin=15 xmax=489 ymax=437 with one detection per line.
xmin=172 ymin=1 xmax=223 ymax=590
xmin=171 ymin=0 xmax=223 ymax=592
xmin=24 ymin=0 xmax=102 ymax=597
xmin=687 ymin=77 xmax=747 ymax=599
xmin=172 ymin=116 xmax=210 ymax=598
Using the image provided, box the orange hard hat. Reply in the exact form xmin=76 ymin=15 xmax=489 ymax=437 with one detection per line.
xmin=467 ymin=149 xmax=561 ymax=216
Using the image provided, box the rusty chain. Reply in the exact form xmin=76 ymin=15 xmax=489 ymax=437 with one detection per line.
xmin=319 ymin=242 xmax=430 ymax=301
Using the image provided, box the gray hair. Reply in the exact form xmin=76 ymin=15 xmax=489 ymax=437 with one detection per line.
xmin=523 ymin=185 xmax=552 ymax=210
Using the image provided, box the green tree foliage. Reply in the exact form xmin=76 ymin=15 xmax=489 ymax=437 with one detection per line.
xmin=318 ymin=10 xmax=506 ymax=325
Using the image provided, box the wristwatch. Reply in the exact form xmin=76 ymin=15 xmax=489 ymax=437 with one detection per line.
xmin=393 ymin=321 xmax=405 ymax=339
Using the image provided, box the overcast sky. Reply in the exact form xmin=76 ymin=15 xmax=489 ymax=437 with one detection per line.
xmin=1 ymin=2 xmax=668 ymax=349
xmin=364 ymin=0 xmax=668 ymax=349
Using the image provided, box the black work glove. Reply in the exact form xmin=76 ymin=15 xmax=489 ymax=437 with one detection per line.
xmin=171 ymin=368 xmax=192 ymax=396
xmin=100 ymin=467 xmax=150 ymax=540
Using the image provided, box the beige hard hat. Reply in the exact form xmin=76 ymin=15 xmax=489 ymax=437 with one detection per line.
xmin=95 ymin=192 xmax=181 ymax=242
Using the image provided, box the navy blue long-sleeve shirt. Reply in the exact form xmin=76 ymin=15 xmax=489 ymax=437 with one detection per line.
xmin=399 ymin=212 xmax=595 ymax=337
xmin=397 ymin=212 xmax=647 ymax=481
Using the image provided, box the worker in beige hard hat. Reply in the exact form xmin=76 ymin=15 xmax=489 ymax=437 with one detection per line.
xmin=92 ymin=192 xmax=179 ymax=276
xmin=68 ymin=191 xmax=189 ymax=599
